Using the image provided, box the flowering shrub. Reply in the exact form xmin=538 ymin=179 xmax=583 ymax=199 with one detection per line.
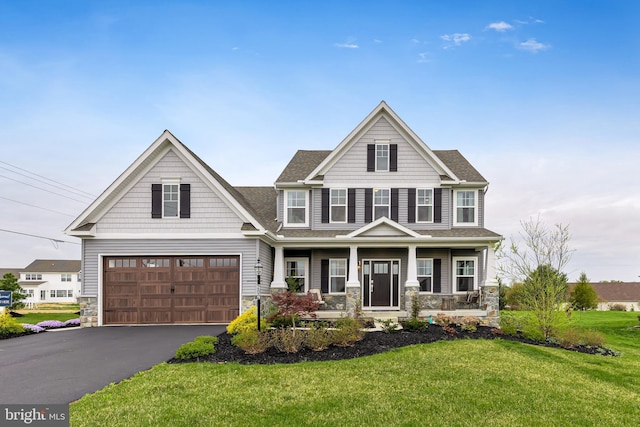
xmin=36 ymin=320 xmax=66 ymax=329
xmin=22 ymin=323 xmax=46 ymax=333
xmin=63 ymin=318 xmax=81 ymax=327
xmin=1 ymin=312 xmax=25 ymax=335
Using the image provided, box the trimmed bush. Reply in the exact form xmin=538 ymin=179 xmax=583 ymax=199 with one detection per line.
xmin=401 ymin=318 xmax=428 ymax=332
xmin=377 ymin=318 xmax=399 ymax=333
xmin=332 ymin=316 xmax=364 ymax=347
xmin=557 ymin=328 xmax=605 ymax=348
xmin=304 ymin=325 xmax=333 ymax=351
xmin=226 ymin=306 xmax=266 ymax=334
xmin=175 ymin=340 xmax=215 ymax=360
xmin=231 ymin=330 xmax=272 ymax=354
xmin=1 ymin=312 xmax=25 ymax=335
xmin=194 ymin=335 xmax=218 ymax=346
xmin=271 ymin=328 xmax=306 ymax=353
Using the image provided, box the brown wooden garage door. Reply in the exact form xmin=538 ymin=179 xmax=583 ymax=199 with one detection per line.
xmin=103 ymin=256 xmax=240 ymax=325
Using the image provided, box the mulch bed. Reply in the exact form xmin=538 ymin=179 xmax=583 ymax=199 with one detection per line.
xmin=168 ymin=325 xmax=619 ymax=365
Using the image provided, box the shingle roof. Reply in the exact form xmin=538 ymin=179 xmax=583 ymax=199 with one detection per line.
xmin=569 ymin=282 xmax=640 ymax=303
xmin=275 ymin=150 xmax=331 ymax=183
xmin=0 ymin=268 xmax=22 ymax=278
xmin=22 ymin=260 xmax=81 ymax=273
xmin=235 ymin=186 xmax=279 ymax=232
xmin=433 ymin=150 xmax=487 ymax=183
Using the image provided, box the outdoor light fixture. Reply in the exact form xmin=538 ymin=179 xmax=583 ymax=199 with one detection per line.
xmin=255 ymin=259 xmax=263 ymax=331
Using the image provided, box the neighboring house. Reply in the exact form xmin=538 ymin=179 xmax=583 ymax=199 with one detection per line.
xmin=569 ymin=282 xmax=640 ymax=311
xmin=65 ymin=101 xmax=503 ymax=327
xmin=18 ymin=260 xmax=81 ymax=305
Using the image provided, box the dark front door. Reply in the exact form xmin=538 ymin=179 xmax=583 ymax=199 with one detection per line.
xmin=371 ymin=261 xmax=391 ymax=306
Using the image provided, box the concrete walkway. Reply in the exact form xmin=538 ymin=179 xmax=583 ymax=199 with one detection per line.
xmin=0 ymin=325 xmax=225 ymax=404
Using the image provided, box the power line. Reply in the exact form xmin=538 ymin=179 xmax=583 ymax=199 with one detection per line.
xmin=0 ymin=165 xmax=95 ymax=200
xmin=0 ymin=160 xmax=97 ymax=198
xmin=0 ymin=228 xmax=81 ymax=249
xmin=0 ymin=196 xmax=76 ymax=217
xmin=0 ymin=174 xmax=90 ymax=204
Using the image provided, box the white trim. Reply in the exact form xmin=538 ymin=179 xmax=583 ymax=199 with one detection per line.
xmin=329 ymin=188 xmax=347 ymax=224
xmin=161 ymin=179 xmax=181 ymax=218
xmin=84 ymin=232 xmax=249 ymax=239
xmin=342 ymin=217 xmax=423 ymax=238
xmin=284 ymin=257 xmax=309 ymax=293
xmin=453 ymin=189 xmax=478 ymax=227
xmin=328 ymin=258 xmax=348 ymax=294
xmin=452 ymin=256 xmax=477 ymax=294
xmin=417 ymin=258 xmax=434 ymax=293
xmin=373 ymin=188 xmax=390 ymax=221
xmin=375 ymin=141 xmax=390 ymax=172
xmin=284 ymin=189 xmax=309 ymax=227
xmin=416 ymin=188 xmax=434 ymax=224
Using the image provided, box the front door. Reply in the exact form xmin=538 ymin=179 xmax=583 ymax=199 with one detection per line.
xmin=362 ymin=260 xmax=400 ymax=309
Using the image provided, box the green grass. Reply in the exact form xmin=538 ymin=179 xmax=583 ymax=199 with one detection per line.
xmin=70 ymin=312 xmax=640 ymax=427
xmin=18 ymin=312 xmax=79 ymax=325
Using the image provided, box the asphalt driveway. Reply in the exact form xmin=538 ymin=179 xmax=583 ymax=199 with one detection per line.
xmin=0 ymin=325 xmax=225 ymax=404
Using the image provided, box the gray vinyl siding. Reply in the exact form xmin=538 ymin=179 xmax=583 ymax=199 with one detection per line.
xmin=417 ymin=248 xmax=451 ymax=294
xmin=323 ymin=117 xmax=441 ymax=187
xmin=258 ymin=240 xmax=273 ymax=295
xmin=81 ymin=238 xmax=263 ymax=297
xmin=99 ymin=149 xmax=244 ymax=233
xmin=309 ymin=248 xmax=350 ymax=291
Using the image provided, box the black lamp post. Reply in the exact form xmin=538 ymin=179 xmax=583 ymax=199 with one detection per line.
xmin=255 ymin=259 xmax=263 ymax=331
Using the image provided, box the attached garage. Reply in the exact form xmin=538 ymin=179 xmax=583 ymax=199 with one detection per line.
xmin=103 ymin=256 xmax=240 ymax=325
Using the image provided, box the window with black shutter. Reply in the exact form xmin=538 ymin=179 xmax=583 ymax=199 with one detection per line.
xmin=433 ymin=259 xmax=442 ymax=293
xmin=434 ymin=188 xmax=442 ymax=223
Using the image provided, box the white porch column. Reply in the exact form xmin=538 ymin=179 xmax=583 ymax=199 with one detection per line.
xmin=347 ymin=245 xmax=360 ymax=287
xmin=483 ymin=244 xmax=499 ymax=287
xmin=405 ymin=244 xmax=419 ymax=288
xmin=271 ymin=245 xmax=287 ymax=289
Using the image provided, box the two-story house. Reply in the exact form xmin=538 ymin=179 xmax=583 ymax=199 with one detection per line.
xmin=18 ymin=259 xmax=81 ymax=305
xmin=65 ymin=102 xmax=502 ymax=327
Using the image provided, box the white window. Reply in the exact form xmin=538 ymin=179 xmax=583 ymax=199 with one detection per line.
xmin=25 ymin=274 xmax=42 ymax=281
xmin=61 ymin=273 xmax=72 ymax=282
xmin=40 ymin=290 xmax=46 ymax=300
xmin=329 ymin=259 xmax=347 ymax=293
xmin=163 ymin=183 xmax=179 ymax=218
xmin=330 ymin=189 xmax=347 ymax=223
xmin=453 ymin=258 xmax=476 ymax=292
xmin=373 ymin=188 xmax=390 ymax=220
xmin=26 ymin=289 xmax=34 ymax=298
xmin=67 ymin=290 xmax=74 ymax=298
xmin=375 ymin=143 xmax=389 ymax=171
xmin=285 ymin=258 xmax=308 ymax=293
xmin=417 ymin=259 xmax=433 ymax=292
xmin=454 ymin=190 xmax=477 ymax=226
xmin=417 ymin=189 xmax=433 ymax=223
xmin=285 ymin=190 xmax=308 ymax=226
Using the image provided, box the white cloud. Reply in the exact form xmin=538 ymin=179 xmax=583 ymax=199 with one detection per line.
xmin=334 ymin=42 xmax=360 ymax=49
xmin=518 ymin=38 xmax=550 ymax=53
xmin=410 ymin=38 xmax=420 ymax=44
xmin=373 ymin=39 xmax=382 ymax=44
xmin=485 ymin=21 xmax=514 ymax=32
xmin=440 ymin=33 xmax=471 ymax=48
xmin=417 ymin=52 xmax=430 ymax=63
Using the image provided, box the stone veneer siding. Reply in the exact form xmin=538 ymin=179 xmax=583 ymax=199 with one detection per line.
xmin=78 ymin=296 xmax=98 ymax=328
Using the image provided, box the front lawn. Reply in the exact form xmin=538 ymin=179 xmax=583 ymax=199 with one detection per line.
xmin=70 ymin=311 xmax=639 ymax=426
xmin=18 ymin=312 xmax=79 ymax=325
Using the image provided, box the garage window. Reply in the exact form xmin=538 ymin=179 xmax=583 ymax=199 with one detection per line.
xmin=177 ymin=258 xmax=204 ymax=267
xmin=108 ymin=258 xmax=137 ymax=268
xmin=210 ymin=258 xmax=238 ymax=267
xmin=142 ymin=258 xmax=170 ymax=268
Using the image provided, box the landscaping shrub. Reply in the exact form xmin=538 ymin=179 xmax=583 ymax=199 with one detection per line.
xmin=556 ymin=328 xmax=605 ymax=349
xmin=269 ymin=291 xmax=320 ymax=330
xmin=271 ymin=328 xmax=306 ymax=353
xmin=377 ymin=318 xmax=399 ymax=333
xmin=400 ymin=318 xmax=427 ymax=332
xmin=0 ymin=312 xmax=25 ymax=335
xmin=36 ymin=320 xmax=66 ymax=329
xmin=175 ymin=340 xmax=216 ymax=360
xmin=331 ymin=316 xmax=364 ymax=347
xmin=226 ymin=306 xmax=266 ymax=335
xmin=194 ymin=335 xmax=218 ymax=346
xmin=231 ymin=330 xmax=272 ymax=354
xmin=63 ymin=318 xmax=81 ymax=327
xmin=433 ymin=313 xmax=452 ymax=326
xmin=456 ymin=316 xmax=479 ymax=332
xmin=304 ymin=324 xmax=333 ymax=351
xmin=609 ymin=304 xmax=627 ymax=312
xmin=22 ymin=323 xmax=45 ymax=333
xmin=268 ymin=313 xmax=298 ymax=328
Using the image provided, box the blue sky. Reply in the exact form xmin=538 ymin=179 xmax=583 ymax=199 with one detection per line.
xmin=1 ymin=1 xmax=639 ymax=282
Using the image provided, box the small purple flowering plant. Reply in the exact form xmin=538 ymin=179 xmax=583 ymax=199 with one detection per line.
xmin=22 ymin=323 xmax=46 ymax=333
xmin=36 ymin=320 xmax=67 ymax=329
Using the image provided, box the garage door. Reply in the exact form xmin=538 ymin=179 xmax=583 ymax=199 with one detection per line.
xmin=103 ymin=256 xmax=240 ymax=325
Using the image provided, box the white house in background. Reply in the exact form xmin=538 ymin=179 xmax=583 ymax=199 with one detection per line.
xmin=19 ymin=260 xmax=81 ymax=304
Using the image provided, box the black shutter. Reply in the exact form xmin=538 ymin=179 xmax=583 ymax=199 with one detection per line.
xmin=321 ymin=259 xmax=329 ymax=293
xmin=321 ymin=188 xmax=329 ymax=223
xmin=390 ymin=144 xmax=398 ymax=172
xmin=364 ymin=188 xmax=373 ymax=223
xmin=391 ymin=188 xmax=399 ymax=221
xmin=180 ymin=184 xmax=191 ymax=218
xmin=151 ymin=184 xmax=162 ymax=218
xmin=367 ymin=144 xmax=375 ymax=172
xmin=434 ymin=188 xmax=442 ymax=223
xmin=433 ymin=259 xmax=442 ymax=293
xmin=408 ymin=188 xmax=416 ymax=223
xmin=347 ymin=188 xmax=356 ymax=223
